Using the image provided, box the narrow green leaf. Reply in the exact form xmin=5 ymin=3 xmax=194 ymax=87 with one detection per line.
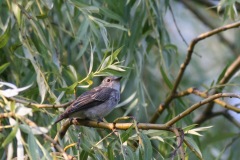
xmin=185 ymin=136 xmax=202 ymax=158
xmin=0 ymin=19 xmax=11 ymax=48
xmin=28 ymin=132 xmax=38 ymax=159
xmin=66 ymin=4 xmax=75 ymax=37
xmin=55 ymin=81 xmax=78 ymax=93
xmin=217 ymin=64 xmax=229 ymax=84
xmin=160 ymin=66 xmax=173 ymax=89
xmin=107 ymin=46 xmax=124 ymax=66
xmin=108 ymin=139 xmax=118 ymax=160
xmin=36 ymin=11 xmax=49 ymax=19
xmin=2 ymin=122 xmax=19 ymax=147
xmin=215 ymin=146 xmax=226 ymax=160
xmin=120 ymin=124 xmax=134 ymax=143
xmin=201 ymin=83 xmax=209 ymax=90
xmin=139 ymin=133 xmax=153 ymax=160
xmin=0 ymin=62 xmax=10 ymax=74
xmin=10 ymin=43 xmax=22 ymax=52
xmin=183 ymin=124 xmax=198 ymax=132
xmin=163 ymin=44 xmax=178 ymax=51
xmin=80 ymin=150 xmax=89 ymax=160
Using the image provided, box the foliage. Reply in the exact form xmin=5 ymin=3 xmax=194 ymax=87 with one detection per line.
xmin=1 ymin=0 xmax=240 ymax=159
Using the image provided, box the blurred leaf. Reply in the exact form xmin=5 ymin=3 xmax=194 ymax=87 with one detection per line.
xmin=117 ymin=91 xmax=136 ymax=108
xmin=139 ymin=133 xmax=153 ymax=160
xmin=108 ymin=138 xmax=118 ymax=160
xmin=20 ymin=124 xmax=49 ymax=135
xmin=123 ymin=98 xmax=138 ymax=116
xmin=80 ymin=150 xmax=89 ymax=160
xmin=10 ymin=43 xmax=22 ymax=52
xmin=0 ymin=62 xmax=10 ymax=74
xmin=28 ymin=132 xmax=38 ymax=159
xmin=0 ymin=19 xmax=11 ymax=48
xmin=120 ymin=124 xmax=134 ymax=143
xmin=185 ymin=136 xmax=202 ymax=158
xmin=55 ymin=81 xmax=78 ymax=93
xmin=37 ymin=70 xmax=47 ymax=103
xmin=106 ymin=46 xmax=124 ymax=66
xmin=215 ymin=146 xmax=227 ymax=160
xmin=206 ymin=133 xmax=239 ymax=145
xmin=107 ymin=65 xmax=125 ymax=72
xmin=36 ymin=11 xmax=49 ymax=19
xmin=160 ymin=66 xmax=173 ymax=89
xmin=183 ymin=124 xmax=198 ymax=132
xmin=217 ymin=64 xmax=229 ymax=84
xmin=66 ymin=4 xmax=75 ymax=37
xmin=2 ymin=122 xmax=19 ymax=147
xmin=201 ymin=83 xmax=209 ymax=90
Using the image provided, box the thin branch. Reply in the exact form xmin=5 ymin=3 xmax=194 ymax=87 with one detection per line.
xmin=149 ymin=20 xmax=240 ymax=123
xmin=170 ymin=127 xmax=185 ymax=160
xmin=7 ymin=97 xmax=72 ymax=108
xmin=195 ymin=56 xmax=240 ymax=123
xmin=0 ymin=112 xmax=70 ymax=160
xmin=174 ymin=87 xmax=240 ymax=113
xmin=168 ymin=5 xmax=189 ymax=48
xmin=165 ymin=93 xmax=240 ymax=126
xmin=179 ymin=0 xmax=238 ymax=56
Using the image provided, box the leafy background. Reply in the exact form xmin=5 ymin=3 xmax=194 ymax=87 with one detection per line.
xmin=1 ymin=0 xmax=240 ymax=159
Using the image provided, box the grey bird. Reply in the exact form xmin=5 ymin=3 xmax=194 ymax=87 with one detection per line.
xmin=54 ymin=76 xmax=122 ymax=124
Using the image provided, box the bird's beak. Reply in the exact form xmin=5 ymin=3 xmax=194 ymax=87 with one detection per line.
xmin=115 ymin=76 xmax=123 ymax=81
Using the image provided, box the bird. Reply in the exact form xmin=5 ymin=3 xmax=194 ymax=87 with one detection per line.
xmin=54 ymin=76 xmax=122 ymax=125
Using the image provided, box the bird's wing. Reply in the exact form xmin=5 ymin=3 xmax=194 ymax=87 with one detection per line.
xmin=63 ymin=86 xmax=115 ymax=116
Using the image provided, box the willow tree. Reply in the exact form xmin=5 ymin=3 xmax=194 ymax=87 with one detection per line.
xmin=1 ymin=0 xmax=240 ymax=159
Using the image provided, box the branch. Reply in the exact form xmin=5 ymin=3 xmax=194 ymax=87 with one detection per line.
xmin=171 ymin=127 xmax=185 ymax=160
xmin=7 ymin=97 xmax=72 ymax=108
xmin=0 ymin=112 xmax=70 ymax=160
xmin=193 ymin=110 xmax=240 ymax=129
xmin=165 ymin=93 xmax=240 ymax=126
xmin=54 ymin=118 xmax=185 ymax=159
xmin=149 ymin=20 xmax=240 ymax=123
xmin=174 ymin=87 xmax=240 ymax=113
xmin=179 ymin=0 xmax=238 ymax=56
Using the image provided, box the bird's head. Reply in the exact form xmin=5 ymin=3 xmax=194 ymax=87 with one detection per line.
xmin=100 ymin=76 xmax=122 ymax=91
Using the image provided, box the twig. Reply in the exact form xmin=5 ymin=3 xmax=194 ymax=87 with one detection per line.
xmin=174 ymin=87 xmax=240 ymax=113
xmin=165 ymin=93 xmax=240 ymax=126
xmin=195 ymin=56 xmax=240 ymax=123
xmin=170 ymin=127 xmax=185 ymax=160
xmin=149 ymin=20 xmax=240 ymax=123
xmin=179 ymin=0 xmax=238 ymax=56
xmin=7 ymin=97 xmax=72 ymax=108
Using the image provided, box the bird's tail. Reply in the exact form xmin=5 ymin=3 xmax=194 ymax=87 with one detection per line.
xmin=53 ymin=115 xmax=66 ymax=125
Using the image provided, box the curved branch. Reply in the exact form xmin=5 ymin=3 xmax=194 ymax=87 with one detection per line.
xmin=149 ymin=20 xmax=240 ymax=123
xmin=174 ymin=87 xmax=240 ymax=113
xmin=165 ymin=93 xmax=240 ymax=126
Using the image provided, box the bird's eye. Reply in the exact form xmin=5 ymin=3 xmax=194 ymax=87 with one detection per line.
xmin=107 ymin=79 xmax=111 ymax=82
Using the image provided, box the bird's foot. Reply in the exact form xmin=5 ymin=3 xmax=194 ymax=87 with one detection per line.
xmin=97 ymin=116 xmax=104 ymax=124
xmin=84 ymin=118 xmax=90 ymax=126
